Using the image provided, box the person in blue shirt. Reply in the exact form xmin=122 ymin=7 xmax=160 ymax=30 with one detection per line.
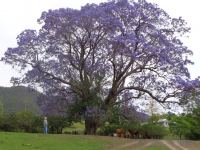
xmin=43 ymin=116 xmax=48 ymax=134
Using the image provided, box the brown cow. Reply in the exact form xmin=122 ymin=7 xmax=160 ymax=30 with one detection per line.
xmin=116 ymin=128 xmax=125 ymax=138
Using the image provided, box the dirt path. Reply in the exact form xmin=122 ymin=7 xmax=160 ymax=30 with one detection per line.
xmin=108 ymin=141 xmax=139 ymax=150
xmin=161 ymin=140 xmax=189 ymax=150
xmin=107 ymin=139 xmax=192 ymax=150
xmin=120 ymin=141 xmax=139 ymax=149
xmin=173 ymin=141 xmax=189 ymax=150
xmin=139 ymin=141 xmax=154 ymax=150
xmin=161 ymin=140 xmax=179 ymax=150
xmin=108 ymin=140 xmax=155 ymax=150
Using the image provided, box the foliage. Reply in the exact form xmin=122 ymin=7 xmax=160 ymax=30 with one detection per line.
xmin=124 ymin=121 xmax=141 ymax=131
xmin=168 ymin=108 xmax=200 ymax=140
xmin=104 ymin=106 xmax=122 ymax=125
xmin=15 ymin=111 xmax=36 ymax=132
xmin=186 ymin=126 xmax=200 ymax=140
xmin=97 ymin=122 xmax=119 ymax=136
xmin=96 ymin=105 xmax=140 ymax=136
xmin=63 ymin=122 xmax=85 ymax=134
xmin=48 ymin=116 xmax=71 ymax=134
xmin=0 ymin=113 xmax=18 ymax=131
xmin=0 ymin=111 xmax=70 ymax=134
xmin=98 ymin=103 xmax=148 ymax=136
xmin=31 ymin=115 xmax=43 ymax=133
xmin=2 ymin=0 xmax=199 ymax=134
xmin=141 ymin=123 xmax=168 ymax=139
xmin=0 ymin=112 xmax=42 ymax=132
xmin=169 ymin=114 xmax=192 ymax=139
xmin=184 ymin=106 xmax=200 ymax=140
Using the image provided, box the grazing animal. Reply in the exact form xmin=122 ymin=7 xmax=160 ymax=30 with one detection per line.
xmin=128 ymin=129 xmax=140 ymax=139
xmin=116 ymin=128 xmax=125 ymax=137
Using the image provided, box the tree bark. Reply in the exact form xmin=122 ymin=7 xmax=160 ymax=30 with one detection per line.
xmin=84 ymin=118 xmax=98 ymax=135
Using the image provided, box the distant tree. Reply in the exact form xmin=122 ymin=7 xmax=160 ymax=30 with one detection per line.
xmin=2 ymin=0 xmax=199 ymax=134
xmin=184 ymin=106 xmax=200 ymax=140
xmin=169 ymin=114 xmax=192 ymax=139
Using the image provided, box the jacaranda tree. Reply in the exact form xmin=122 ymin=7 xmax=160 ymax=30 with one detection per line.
xmin=2 ymin=0 xmax=199 ymax=134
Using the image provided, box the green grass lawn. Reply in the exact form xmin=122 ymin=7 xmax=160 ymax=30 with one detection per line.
xmin=0 ymin=132 xmax=111 ymax=150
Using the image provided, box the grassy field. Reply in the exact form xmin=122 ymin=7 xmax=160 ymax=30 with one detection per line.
xmin=0 ymin=132 xmax=200 ymax=150
xmin=0 ymin=132 xmax=114 ymax=150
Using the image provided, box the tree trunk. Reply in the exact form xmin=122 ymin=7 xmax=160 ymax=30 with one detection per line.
xmin=84 ymin=118 xmax=98 ymax=135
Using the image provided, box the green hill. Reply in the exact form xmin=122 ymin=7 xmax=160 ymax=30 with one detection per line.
xmin=0 ymin=86 xmax=41 ymax=114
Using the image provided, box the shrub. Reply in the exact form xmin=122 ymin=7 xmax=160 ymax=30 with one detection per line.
xmin=0 ymin=113 xmax=18 ymax=131
xmin=185 ymin=125 xmax=200 ymax=140
xmin=48 ymin=116 xmax=71 ymax=134
xmin=31 ymin=116 xmax=43 ymax=133
xmin=141 ymin=123 xmax=168 ymax=139
xmin=123 ymin=122 xmax=141 ymax=138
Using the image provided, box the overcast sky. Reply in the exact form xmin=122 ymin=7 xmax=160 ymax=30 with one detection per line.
xmin=0 ymin=0 xmax=200 ymax=87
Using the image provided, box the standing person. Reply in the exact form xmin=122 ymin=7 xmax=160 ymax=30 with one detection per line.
xmin=43 ymin=116 xmax=48 ymax=134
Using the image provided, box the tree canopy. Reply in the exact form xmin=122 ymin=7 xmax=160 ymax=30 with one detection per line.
xmin=2 ymin=0 xmax=199 ymax=134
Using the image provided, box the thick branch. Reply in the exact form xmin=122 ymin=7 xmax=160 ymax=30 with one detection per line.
xmin=117 ymin=86 xmax=178 ymax=103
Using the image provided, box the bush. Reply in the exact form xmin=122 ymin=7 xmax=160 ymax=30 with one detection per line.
xmin=48 ymin=116 xmax=71 ymax=134
xmin=123 ymin=122 xmax=141 ymax=131
xmin=31 ymin=116 xmax=43 ymax=133
xmin=123 ymin=122 xmax=141 ymax=138
xmin=141 ymin=123 xmax=168 ymax=139
xmin=0 ymin=113 xmax=18 ymax=131
xmin=185 ymin=126 xmax=200 ymax=140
